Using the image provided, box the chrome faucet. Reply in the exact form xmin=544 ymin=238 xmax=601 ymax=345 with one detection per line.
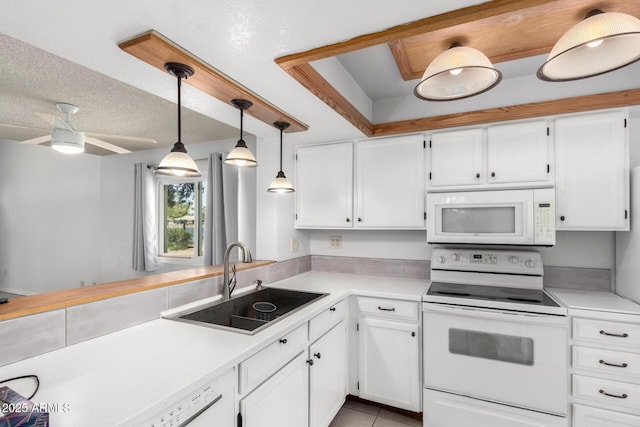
xmin=222 ymin=241 xmax=253 ymax=301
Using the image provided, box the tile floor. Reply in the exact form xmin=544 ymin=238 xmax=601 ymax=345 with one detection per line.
xmin=329 ymin=399 xmax=422 ymax=427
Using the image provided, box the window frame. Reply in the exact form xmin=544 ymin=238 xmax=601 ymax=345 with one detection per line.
xmin=156 ymin=175 xmax=206 ymax=265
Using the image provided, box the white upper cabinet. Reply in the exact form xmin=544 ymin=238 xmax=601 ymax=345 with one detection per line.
xmin=429 ymin=128 xmax=483 ymax=187
xmin=295 ymin=135 xmax=426 ymax=229
xmin=555 ymin=110 xmax=629 ymax=230
xmin=355 ymin=135 xmax=425 ymax=229
xmin=428 ymin=120 xmax=552 ymax=190
xmin=487 ymin=120 xmax=551 ymax=184
xmin=295 ymin=142 xmax=353 ymax=228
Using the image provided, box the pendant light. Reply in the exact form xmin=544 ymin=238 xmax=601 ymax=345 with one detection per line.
xmin=414 ymin=42 xmax=502 ymax=101
xmin=267 ymin=121 xmax=294 ymax=193
xmin=537 ymin=10 xmax=640 ymax=81
xmin=155 ymin=62 xmax=201 ymax=177
xmin=225 ymin=99 xmax=258 ymax=167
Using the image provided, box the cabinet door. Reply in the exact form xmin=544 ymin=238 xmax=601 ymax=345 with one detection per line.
xmin=309 ymin=322 xmax=347 ymax=427
xmin=355 ymin=135 xmax=425 ymax=228
xmin=487 ymin=120 xmax=550 ymax=184
xmin=574 ymin=404 xmax=640 ymax=427
xmin=429 ymin=128 xmax=483 ymax=187
xmin=358 ymin=317 xmax=420 ymax=411
xmin=296 ymin=142 xmax=353 ymax=228
xmin=556 ymin=110 xmax=629 ymax=230
xmin=240 ymin=352 xmax=309 ymax=427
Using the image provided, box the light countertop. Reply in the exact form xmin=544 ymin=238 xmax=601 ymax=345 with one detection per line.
xmin=548 ymin=287 xmax=640 ymax=319
xmin=0 ymin=271 xmax=428 ymax=426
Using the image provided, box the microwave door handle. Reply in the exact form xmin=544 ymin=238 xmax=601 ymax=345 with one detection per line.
xmin=525 ymin=200 xmax=534 ymax=242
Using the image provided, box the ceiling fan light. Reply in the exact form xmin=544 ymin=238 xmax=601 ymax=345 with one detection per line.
xmin=268 ymin=171 xmax=295 ymax=193
xmin=537 ymin=11 xmax=640 ymax=81
xmin=414 ymin=44 xmax=502 ymax=101
xmin=51 ymin=128 xmax=84 ymax=154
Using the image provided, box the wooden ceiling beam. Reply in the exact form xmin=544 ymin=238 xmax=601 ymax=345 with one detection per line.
xmin=119 ymin=30 xmax=308 ymax=133
xmin=372 ymin=89 xmax=640 ymax=137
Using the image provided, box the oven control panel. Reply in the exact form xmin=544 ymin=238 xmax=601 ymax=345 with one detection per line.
xmin=432 ymin=248 xmax=543 ymax=275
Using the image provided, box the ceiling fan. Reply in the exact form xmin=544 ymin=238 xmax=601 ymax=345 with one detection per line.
xmin=3 ymin=102 xmax=157 ymax=155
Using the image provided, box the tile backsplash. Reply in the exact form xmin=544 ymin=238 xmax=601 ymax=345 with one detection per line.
xmin=0 ymin=254 xmax=612 ymax=367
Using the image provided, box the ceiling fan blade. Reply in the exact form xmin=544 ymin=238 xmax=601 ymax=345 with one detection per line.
xmin=0 ymin=123 xmax=50 ymax=132
xmin=22 ymin=135 xmax=52 ymax=145
xmin=85 ymin=137 xmax=132 ymax=154
xmin=86 ymin=132 xmax=157 ymax=144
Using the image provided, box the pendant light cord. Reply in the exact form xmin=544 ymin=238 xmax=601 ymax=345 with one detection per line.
xmin=279 ymin=128 xmax=284 ymax=171
xmin=177 ymin=74 xmax=182 ymax=142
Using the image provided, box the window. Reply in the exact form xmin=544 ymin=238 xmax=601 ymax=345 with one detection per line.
xmin=157 ymin=177 xmax=206 ymax=261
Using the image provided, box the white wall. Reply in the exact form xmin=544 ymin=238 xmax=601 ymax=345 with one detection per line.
xmin=0 ymin=142 xmax=102 ymax=294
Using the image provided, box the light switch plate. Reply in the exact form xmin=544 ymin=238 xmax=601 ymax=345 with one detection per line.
xmin=329 ymin=235 xmax=342 ymax=249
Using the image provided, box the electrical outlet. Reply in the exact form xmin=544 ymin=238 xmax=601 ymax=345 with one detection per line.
xmin=290 ymin=237 xmax=300 ymax=252
xmin=329 ymin=235 xmax=342 ymax=249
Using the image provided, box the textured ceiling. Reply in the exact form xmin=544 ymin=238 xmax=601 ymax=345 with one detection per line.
xmin=0 ymin=33 xmax=240 ymax=155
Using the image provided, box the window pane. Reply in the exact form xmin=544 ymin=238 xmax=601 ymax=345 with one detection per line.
xmin=163 ymin=183 xmax=195 ymax=256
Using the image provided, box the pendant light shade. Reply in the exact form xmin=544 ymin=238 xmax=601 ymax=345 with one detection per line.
xmin=225 ymin=99 xmax=258 ymax=167
xmin=155 ymin=62 xmax=201 ymax=177
xmin=414 ymin=43 xmax=502 ymax=101
xmin=267 ymin=121 xmax=294 ymax=193
xmin=537 ymin=10 xmax=640 ymax=81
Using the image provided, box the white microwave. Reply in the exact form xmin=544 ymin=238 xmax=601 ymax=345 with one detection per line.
xmin=426 ymin=188 xmax=555 ymax=246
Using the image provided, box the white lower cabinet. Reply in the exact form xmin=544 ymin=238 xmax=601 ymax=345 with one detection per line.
xmin=357 ymin=298 xmax=421 ymax=412
xmin=424 ymin=389 xmax=567 ymax=427
xmin=239 ymin=352 xmax=309 ymax=427
xmin=574 ymin=404 xmax=640 ymax=426
xmin=309 ymin=321 xmax=347 ymax=427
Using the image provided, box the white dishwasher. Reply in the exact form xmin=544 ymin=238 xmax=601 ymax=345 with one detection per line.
xmin=116 ymin=368 xmax=235 ymax=427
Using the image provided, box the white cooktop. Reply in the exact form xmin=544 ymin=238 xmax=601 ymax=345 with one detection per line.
xmin=547 ymin=288 xmax=640 ymax=316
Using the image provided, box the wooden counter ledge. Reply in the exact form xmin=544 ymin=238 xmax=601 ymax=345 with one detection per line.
xmin=0 ymin=260 xmax=275 ymax=321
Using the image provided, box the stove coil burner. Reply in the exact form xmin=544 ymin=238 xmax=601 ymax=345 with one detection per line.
xmin=253 ymin=301 xmax=277 ymax=321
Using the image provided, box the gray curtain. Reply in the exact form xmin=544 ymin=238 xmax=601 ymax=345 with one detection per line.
xmin=204 ymin=153 xmax=238 ymax=265
xmin=132 ymin=163 xmax=159 ymax=271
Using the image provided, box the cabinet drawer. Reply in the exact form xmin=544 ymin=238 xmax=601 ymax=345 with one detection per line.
xmin=573 ymin=404 xmax=640 ymax=427
xmin=573 ymin=346 xmax=640 ymax=381
xmin=573 ymin=374 xmax=640 ymax=414
xmin=239 ymin=324 xmax=306 ymax=394
xmin=358 ymin=297 xmax=418 ymax=322
xmin=573 ymin=318 xmax=640 ymax=350
xmin=309 ymin=299 xmax=346 ymax=343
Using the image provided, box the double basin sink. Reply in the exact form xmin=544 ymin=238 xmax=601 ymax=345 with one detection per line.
xmin=166 ymin=287 xmax=328 ymax=335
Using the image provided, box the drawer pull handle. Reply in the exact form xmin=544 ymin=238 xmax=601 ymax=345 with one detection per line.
xmin=599 ymin=389 xmax=628 ymax=399
xmin=279 ymin=338 xmax=288 ymax=344
xmin=599 ymin=359 xmax=628 ymax=368
xmin=600 ymin=330 xmax=629 ymax=338
xmin=329 ymin=307 xmax=336 ymax=312
xmin=378 ymin=306 xmax=396 ymax=312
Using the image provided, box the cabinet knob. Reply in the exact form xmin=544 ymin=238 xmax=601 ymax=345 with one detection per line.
xmin=314 ymin=352 xmax=322 ymax=359
xmin=560 ymin=215 xmax=565 ymax=221
xmin=279 ymin=338 xmax=288 ymax=344
xmin=346 ymin=218 xmax=351 ymax=223
xmin=306 ymin=359 xmax=314 ymax=366
xmin=475 ymin=173 xmax=480 ymax=179
xmin=411 ymin=331 xmax=416 ymax=337
xmin=491 ymin=172 xmax=496 ymax=178
xmin=329 ymin=307 xmax=336 ymax=312
xmin=358 ymin=218 xmax=362 ymax=222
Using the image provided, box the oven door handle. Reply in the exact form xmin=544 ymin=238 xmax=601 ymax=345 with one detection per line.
xmin=422 ymin=303 xmax=568 ymax=325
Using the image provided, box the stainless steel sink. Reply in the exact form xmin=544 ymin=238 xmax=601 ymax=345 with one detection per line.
xmin=166 ymin=287 xmax=328 ymax=334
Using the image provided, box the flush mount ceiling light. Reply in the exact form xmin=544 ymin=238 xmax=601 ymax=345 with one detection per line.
xmin=267 ymin=121 xmax=294 ymax=193
xmin=537 ymin=10 xmax=640 ymax=82
xmin=225 ymin=99 xmax=258 ymax=167
xmin=51 ymin=103 xmax=85 ymax=154
xmin=414 ymin=42 xmax=502 ymax=101
xmin=155 ymin=62 xmax=201 ymax=177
